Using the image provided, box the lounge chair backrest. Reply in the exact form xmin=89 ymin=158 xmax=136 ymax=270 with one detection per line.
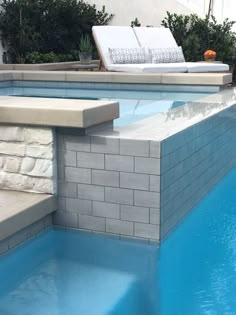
xmin=133 ymin=27 xmax=178 ymax=49
xmin=92 ymin=26 xmax=140 ymax=70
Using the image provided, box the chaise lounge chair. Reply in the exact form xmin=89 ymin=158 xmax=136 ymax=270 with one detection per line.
xmin=92 ymin=26 xmax=229 ymax=73
xmin=133 ymin=27 xmax=229 ymax=73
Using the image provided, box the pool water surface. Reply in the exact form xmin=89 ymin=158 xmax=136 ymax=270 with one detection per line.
xmin=0 ymin=86 xmax=211 ymax=126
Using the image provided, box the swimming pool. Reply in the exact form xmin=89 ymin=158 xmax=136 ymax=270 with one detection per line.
xmin=0 ymin=229 xmax=159 ymax=315
xmin=1 ymin=166 xmax=236 ymax=314
xmin=0 ymin=85 xmax=211 ymax=126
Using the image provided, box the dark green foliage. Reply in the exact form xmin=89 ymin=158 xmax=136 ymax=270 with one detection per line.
xmin=162 ymin=12 xmax=236 ymax=64
xmin=24 ymin=50 xmax=82 ymax=63
xmin=0 ymin=0 xmax=113 ymax=63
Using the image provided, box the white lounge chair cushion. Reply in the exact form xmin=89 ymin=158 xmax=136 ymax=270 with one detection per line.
xmin=108 ymin=48 xmax=146 ymax=64
xmin=186 ymin=62 xmax=229 ymax=72
xmin=149 ymin=47 xmax=185 ymax=63
xmin=108 ymin=63 xmax=187 ymax=73
xmin=134 ymin=27 xmax=178 ymax=49
xmin=92 ymin=26 xmax=140 ymax=69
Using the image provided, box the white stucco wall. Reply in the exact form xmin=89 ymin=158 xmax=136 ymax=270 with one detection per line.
xmin=213 ymin=0 xmax=236 ymax=30
xmin=88 ymin=0 xmax=207 ymax=26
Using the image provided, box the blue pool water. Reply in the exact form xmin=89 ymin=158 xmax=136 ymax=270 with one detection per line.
xmin=1 ymin=167 xmax=236 ymax=314
xmin=160 ymin=168 xmax=236 ymax=315
xmin=0 ymin=86 xmax=211 ymax=126
xmin=0 ymin=229 xmax=159 ymax=315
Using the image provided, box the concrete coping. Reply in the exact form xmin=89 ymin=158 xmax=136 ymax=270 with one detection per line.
xmin=0 ymin=70 xmax=232 ymax=86
xmin=0 ymin=190 xmax=56 ymax=242
xmin=0 ymin=61 xmax=100 ymax=71
xmin=0 ymin=96 xmax=119 ymax=128
xmin=89 ymin=87 xmax=236 ymax=141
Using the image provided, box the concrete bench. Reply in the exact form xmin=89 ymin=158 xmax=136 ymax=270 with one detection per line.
xmin=0 ymin=190 xmax=56 ymax=242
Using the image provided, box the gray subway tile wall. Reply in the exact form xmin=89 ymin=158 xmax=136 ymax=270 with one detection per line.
xmin=55 ymin=134 xmax=161 ymax=242
xmin=56 ymin=105 xmax=236 ymax=244
xmin=160 ymin=105 xmax=236 ymax=239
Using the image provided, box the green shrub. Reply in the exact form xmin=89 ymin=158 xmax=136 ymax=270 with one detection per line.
xmin=162 ymin=12 xmax=236 ymax=65
xmin=0 ymin=0 xmax=113 ymax=63
xmin=25 ymin=50 xmax=82 ymax=63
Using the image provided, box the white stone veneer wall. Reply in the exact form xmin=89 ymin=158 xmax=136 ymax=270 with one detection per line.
xmin=0 ymin=126 xmax=56 ymax=194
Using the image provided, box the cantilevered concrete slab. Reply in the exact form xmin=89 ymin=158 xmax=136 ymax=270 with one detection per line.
xmin=0 ymin=96 xmax=119 ymax=128
xmin=0 ymin=190 xmax=56 ymax=241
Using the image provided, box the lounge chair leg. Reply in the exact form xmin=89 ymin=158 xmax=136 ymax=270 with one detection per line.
xmin=99 ymin=59 xmax=102 ymax=71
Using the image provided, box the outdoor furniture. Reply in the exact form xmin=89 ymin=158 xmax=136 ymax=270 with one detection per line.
xmin=71 ymin=61 xmax=99 ymax=71
xmin=133 ymin=27 xmax=229 ymax=73
xmin=92 ymin=26 xmax=187 ymax=73
xmin=92 ymin=26 xmax=229 ymax=73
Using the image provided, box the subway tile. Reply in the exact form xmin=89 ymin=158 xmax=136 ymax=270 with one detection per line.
xmin=105 ymin=187 xmax=133 ymax=205
xmin=58 ymin=181 xmax=77 ymax=198
xmin=93 ymin=201 xmax=120 ymax=219
xmin=56 ymin=134 xmax=64 ymax=150
xmin=121 ymin=205 xmax=149 ymax=223
xmin=150 ymin=141 xmax=161 ymax=158
xmin=28 ymin=220 xmax=45 ymax=238
xmin=44 ymin=215 xmax=53 ymax=228
xmin=57 ymin=150 xmax=65 ymax=165
xmin=64 ymin=151 xmax=76 ymax=167
xmin=57 ymin=196 xmax=66 ymax=211
xmin=119 ymin=235 xmax=149 ymax=244
xmin=92 ymin=169 xmax=119 ymax=187
xmin=120 ymin=172 xmax=149 ymax=190
xmin=53 ymin=211 xmax=78 ymax=228
xmin=77 ymin=152 xmax=104 ymax=169
xmin=8 ymin=229 xmax=28 ymax=249
xmin=134 ymin=223 xmax=159 ymax=240
xmin=0 ymin=240 xmax=8 ymax=255
xmin=91 ymin=136 xmax=119 ymax=154
xmin=77 ymin=184 xmax=104 ymax=201
xmin=79 ymin=214 xmax=105 ymax=232
xmin=134 ymin=190 xmax=160 ymax=208
xmin=150 ymin=175 xmax=160 ymax=192
xmin=106 ymin=219 xmax=133 ymax=236
xmin=135 ymin=157 xmax=160 ymax=175
xmin=105 ymin=154 xmax=134 ymax=172
xmin=64 ymin=135 xmax=90 ymax=152
xmin=120 ymin=139 xmax=149 ymax=157
xmin=57 ymin=164 xmax=65 ymax=180
xmin=66 ymin=197 xmax=92 ymax=215
xmin=65 ymin=167 xmax=91 ymax=184
xmin=150 ymin=208 xmax=160 ymax=225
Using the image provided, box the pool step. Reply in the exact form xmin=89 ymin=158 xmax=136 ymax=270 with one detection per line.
xmin=0 ymin=190 xmax=56 ymax=242
xmin=0 ymin=259 xmax=141 ymax=315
